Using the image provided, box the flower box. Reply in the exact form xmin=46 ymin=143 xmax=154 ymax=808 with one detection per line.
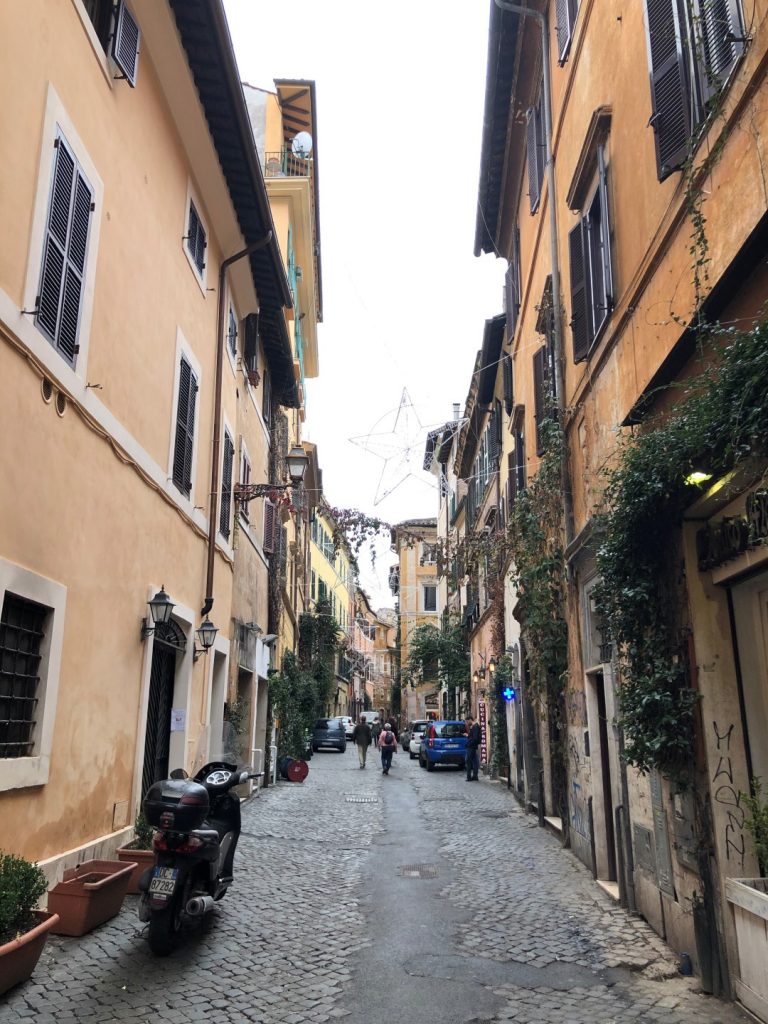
xmin=0 ymin=910 xmax=59 ymax=996
xmin=47 ymin=859 xmax=136 ymax=936
xmin=726 ymin=877 xmax=768 ymax=1022
xmin=115 ymin=845 xmax=155 ymax=895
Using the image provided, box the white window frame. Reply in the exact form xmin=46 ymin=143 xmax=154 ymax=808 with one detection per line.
xmin=0 ymin=559 xmax=67 ymax=792
xmin=22 ymin=84 xmax=104 ymax=384
xmin=166 ymin=328 xmax=202 ymax=514
xmin=182 ymin=183 xmax=209 ymax=294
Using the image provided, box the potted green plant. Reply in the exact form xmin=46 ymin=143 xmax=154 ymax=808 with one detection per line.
xmin=0 ymin=850 xmax=59 ymax=995
xmin=116 ymin=812 xmax=155 ymax=894
xmin=726 ymin=780 xmax=768 ymax=1022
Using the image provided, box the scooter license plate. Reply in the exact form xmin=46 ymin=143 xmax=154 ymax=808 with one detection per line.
xmin=149 ymin=867 xmax=178 ymax=896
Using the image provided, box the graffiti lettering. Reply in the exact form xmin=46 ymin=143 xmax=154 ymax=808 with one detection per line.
xmin=570 ymin=780 xmax=587 ymax=839
xmin=712 ymin=722 xmax=745 ymax=871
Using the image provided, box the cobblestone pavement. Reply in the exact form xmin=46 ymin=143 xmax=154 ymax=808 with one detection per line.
xmin=1 ymin=750 xmax=750 ymax=1023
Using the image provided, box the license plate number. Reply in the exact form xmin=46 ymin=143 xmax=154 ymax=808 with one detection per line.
xmin=445 ymin=743 xmax=459 ymax=749
xmin=149 ymin=867 xmax=178 ymax=895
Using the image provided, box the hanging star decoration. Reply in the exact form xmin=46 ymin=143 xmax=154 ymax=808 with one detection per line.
xmin=349 ymin=389 xmax=447 ymax=506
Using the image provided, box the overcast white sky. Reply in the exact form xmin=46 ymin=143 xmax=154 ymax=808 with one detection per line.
xmin=223 ymin=0 xmax=505 ymax=606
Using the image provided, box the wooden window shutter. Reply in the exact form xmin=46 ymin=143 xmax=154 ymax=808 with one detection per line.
xmin=569 ymin=220 xmax=591 ymax=363
xmin=112 ymin=1 xmax=141 ymax=87
xmin=556 ymin=0 xmax=580 ymax=63
xmin=219 ymin=431 xmax=234 ymax=539
xmin=693 ymin=0 xmax=744 ymax=103
xmin=244 ymin=313 xmax=258 ymax=379
xmin=503 ymin=355 xmax=514 ymax=416
xmin=644 ymin=0 xmax=692 ymax=180
xmin=36 ymin=134 xmax=94 ymax=366
xmin=507 ymin=451 xmax=517 ymax=509
xmin=187 ymin=202 xmax=206 ymax=273
xmin=526 ymin=106 xmax=541 ymax=213
xmin=172 ymin=356 xmax=197 ymax=495
xmin=504 ymin=260 xmax=519 ymax=339
xmin=516 ymin=428 xmax=527 ymax=491
xmin=263 ymin=499 xmax=276 ymax=554
xmin=533 ymin=346 xmax=548 ymax=456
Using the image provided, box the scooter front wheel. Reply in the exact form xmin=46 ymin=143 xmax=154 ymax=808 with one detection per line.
xmin=147 ymin=897 xmax=182 ymax=956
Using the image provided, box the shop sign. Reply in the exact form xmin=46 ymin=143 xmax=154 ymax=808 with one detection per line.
xmin=696 ymin=490 xmax=768 ymax=570
xmin=478 ymin=699 xmax=488 ymax=765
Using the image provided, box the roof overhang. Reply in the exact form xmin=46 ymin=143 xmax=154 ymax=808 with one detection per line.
xmin=474 ymin=0 xmax=520 ymax=257
xmin=168 ymin=0 xmax=298 ymax=406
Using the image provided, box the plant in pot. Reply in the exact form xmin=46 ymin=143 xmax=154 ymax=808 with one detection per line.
xmin=0 ymin=850 xmax=59 ymax=996
xmin=725 ymin=779 xmax=768 ymax=1022
xmin=116 ymin=812 xmax=156 ymax=894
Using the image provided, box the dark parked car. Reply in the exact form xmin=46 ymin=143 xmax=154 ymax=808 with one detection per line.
xmin=312 ymin=717 xmax=346 ymax=753
xmin=419 ymin=720 xmax=468 ymax=771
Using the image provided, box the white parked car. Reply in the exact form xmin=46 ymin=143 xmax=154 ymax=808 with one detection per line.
xmin=408 ymin=721 xmax=431 ymax=759
xmin=338 ymin=715 xmax=355 ymax=740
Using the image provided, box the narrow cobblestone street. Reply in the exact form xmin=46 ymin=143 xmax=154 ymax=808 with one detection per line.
xmin=2 ymin=751 xmax=750 ymax=1024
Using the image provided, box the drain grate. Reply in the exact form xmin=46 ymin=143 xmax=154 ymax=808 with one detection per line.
xmin=398 ymin=863 xmax=438 ymax=878
xmin=345 ymin=794 xmax=379 ymax=803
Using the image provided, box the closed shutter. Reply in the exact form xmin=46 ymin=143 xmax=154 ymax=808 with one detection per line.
xmin=36 ymin=135 xmax=94 ymax=366
xmin=172 ymin=356 xmax=197 ymax=496
xmin=516 ymin=428 xmax=527 ymax=491
xmin=263 ymin=499 xmax=276 ymax=554
xmin=244 ymin=313 xmax=258 ymax=375
xmin=644 ymin=0 xmax=691 ymax=180
xmin=533 ymin=346 xmax=548 ymax=456
xmin=219 ymin=431 xmax=234 ymax=539
xmin=526 ymin=105 xmax=541 ymax=213
xmin=112 ymin=1 xmax=141 ymax=87
xmin=489 ymin=405 xmax=502 ymax=466
xmin=569 ymin=220 xmax=591 ymax=363
xmin=187 ymin=202 xmax=206 ymax=273
xmin=504 ymin=252 xmax=519 ymax=340
xmin=503 ymin=355 xmax=514 ymax=415
xmin=507 ymin=451 xmax=517 ymax=509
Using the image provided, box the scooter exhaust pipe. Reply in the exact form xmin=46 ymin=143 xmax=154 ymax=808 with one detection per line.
xmin=186 ymin=895 xmax=215 ymax=917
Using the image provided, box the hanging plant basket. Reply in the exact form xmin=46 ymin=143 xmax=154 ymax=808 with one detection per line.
xmin=0 ymin=910 xmax=59 ymax=996
xmin=47 ymin=859 xmax=136 ymax=936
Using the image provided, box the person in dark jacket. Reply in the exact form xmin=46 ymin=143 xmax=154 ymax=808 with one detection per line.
xmin=465 ymin=715 xmax=481 ymax=781
xmin=352 ymin=718 xmax=373 ymax=769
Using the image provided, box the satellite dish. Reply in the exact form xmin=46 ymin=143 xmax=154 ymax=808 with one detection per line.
xmin=291 ymin=132 xmax=313 ymax=159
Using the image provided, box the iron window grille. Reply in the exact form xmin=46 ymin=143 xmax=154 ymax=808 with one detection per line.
xmin=0 ymin=593 xmax=48 ymax=760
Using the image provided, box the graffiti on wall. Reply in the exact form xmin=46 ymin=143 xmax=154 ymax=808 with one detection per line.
xmin=712 ymin=720 xmax=746 ymax=871
xmin=570 ymin=779 xmax=588 ymax=840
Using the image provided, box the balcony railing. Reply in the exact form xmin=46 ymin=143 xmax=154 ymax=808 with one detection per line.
xmin=263 ymin=150 xmax=312 ymax=179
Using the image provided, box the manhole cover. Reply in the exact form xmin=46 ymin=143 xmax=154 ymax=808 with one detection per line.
xmin=398 ymin=864 xmax=438 ymax=878
xmin=345 ymin=795 xmax=379 ymax=803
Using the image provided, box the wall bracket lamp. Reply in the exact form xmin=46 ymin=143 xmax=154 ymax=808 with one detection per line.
xmin=140 ymin=586 xmax=174 ymax=642
xmin=193 ymin=618 xmax=219 ymax=662
xmin=234 ymin=445 xmax=309 ymax=504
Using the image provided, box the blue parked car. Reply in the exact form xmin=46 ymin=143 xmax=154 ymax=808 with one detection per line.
xmin=418 ymin=720 xmax=468 ymax=772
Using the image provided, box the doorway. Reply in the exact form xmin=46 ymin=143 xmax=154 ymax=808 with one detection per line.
xmin=587 ymin=669 xmax=618 ymax=881
xmin=141 ymin=621 xmax=184 ymax=800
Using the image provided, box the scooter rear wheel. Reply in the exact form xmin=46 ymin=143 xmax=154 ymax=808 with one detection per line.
xmin=147 ymin=898 xmax=182 ymax=956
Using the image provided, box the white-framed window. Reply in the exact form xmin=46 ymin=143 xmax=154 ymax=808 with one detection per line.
xmin=183 ymin=189 xmax=208 ymax=290
xmin=227 ymin=303 xmax=238 ymax=361
xmin=0 ymin=560 xmax=66 ymax=792
xmin=219 ymin=429 xmax=235 ymax=541
xmin=23 ymin=85 xmax=104 ymax=383
xmin=239 ymin=443 xmax=252 ymax=524
xmin=423 ymin=585 xmax=437 ymax=613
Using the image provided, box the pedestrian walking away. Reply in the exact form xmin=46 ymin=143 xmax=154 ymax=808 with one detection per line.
xmin=379 ymin=722 xmax=397 ymax=774
xmin=352 ymin=717 xmax=372 ymax=768
xmin=465 ymin=715 xmax=481 ymax=780
xmin=370 ymin=718 xmax=382 ymax=747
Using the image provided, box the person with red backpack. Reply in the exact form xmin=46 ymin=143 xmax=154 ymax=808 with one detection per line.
xmin=379 ymin=723 xmax=397 ymax=775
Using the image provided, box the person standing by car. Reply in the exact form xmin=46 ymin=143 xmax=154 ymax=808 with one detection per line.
xmin=352 ymin=717 xmax=373 ymax=769
xmin=465 ymin=715 xmax=481 ymax=781
xmin=379 ymin=723 xmax=397 ymax=775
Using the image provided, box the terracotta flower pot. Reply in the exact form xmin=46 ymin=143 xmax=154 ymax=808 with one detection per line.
xmin=47 ymin=859 xmax=136 ymax=936
xmin=115 ymin=846 xmax=155 ymax=895
xmin=0 ymin=910 xmax=59 ymax=996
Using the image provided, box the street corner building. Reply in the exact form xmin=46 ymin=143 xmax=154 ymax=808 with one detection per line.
xmin=0 ymin=0 xmax=322 ymax=885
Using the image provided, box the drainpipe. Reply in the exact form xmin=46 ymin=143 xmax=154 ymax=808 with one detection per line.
xmin=493 ymin=0 xmax=574 ymax=546
xmin=203 ymin=233 xmax=273 ymax=618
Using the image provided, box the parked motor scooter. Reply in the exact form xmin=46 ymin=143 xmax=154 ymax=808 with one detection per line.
xmin=138 ymin=724 xmax=261 ymax=955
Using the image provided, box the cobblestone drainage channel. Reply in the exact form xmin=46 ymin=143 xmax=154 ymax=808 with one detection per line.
xmin=345 ymin=794 xmax=379 ymax=803
xmin=406 ymin=952 xmax=611 ymax=991
xmin=399 ymin=863 xmax=439 ymax=878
